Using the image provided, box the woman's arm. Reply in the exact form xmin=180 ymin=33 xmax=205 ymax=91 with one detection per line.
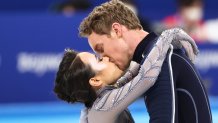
xmin=115 ymin=61 xmax=140 ymax=87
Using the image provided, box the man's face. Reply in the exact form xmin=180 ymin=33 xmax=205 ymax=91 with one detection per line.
xmin=88 ymin=32 xmax=131 ymax=70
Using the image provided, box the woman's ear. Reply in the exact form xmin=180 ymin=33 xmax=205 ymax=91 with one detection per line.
xmin=89 ymin=77 xmax=103 ymax=88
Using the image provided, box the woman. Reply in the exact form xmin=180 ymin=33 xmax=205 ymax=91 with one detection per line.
xmin=54 ymin=28 xmax=198 ymax=123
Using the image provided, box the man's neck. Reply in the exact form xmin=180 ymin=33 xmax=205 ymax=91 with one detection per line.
xmin=127 ymin=29 xmax=149 ymax=58
xmin=132 ymin=31 xmax=158 ymax=63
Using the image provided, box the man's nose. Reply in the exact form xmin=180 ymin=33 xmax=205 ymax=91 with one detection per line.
xmin=102 ymin=57 xmax=109 ymax=62
xmin=100 ymin=53 xmax=109 ymax=61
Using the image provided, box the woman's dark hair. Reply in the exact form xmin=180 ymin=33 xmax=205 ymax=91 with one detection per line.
xmin=54 ymin=49 xmax=134 ymax=122
xmin=54 ymin=49 xmax=97 ymax=107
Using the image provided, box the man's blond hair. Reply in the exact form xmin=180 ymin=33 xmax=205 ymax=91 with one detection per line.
xmin=79 ymin=0 xmax=142 ymax=37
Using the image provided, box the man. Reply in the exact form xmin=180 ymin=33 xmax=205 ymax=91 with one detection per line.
xmin=79 ymin=0 xmax=212 ymax=122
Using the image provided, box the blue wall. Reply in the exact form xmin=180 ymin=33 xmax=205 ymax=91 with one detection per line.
xmin=0 ymin=13 xmax=92 ymax=103
xmin=0 ymin=0 xmax=218 ymax=20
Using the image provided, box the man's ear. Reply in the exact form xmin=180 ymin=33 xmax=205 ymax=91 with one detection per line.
xmin=89 ymin=77 xmax=102 ymax=88
xmin=111 ymin=22 xmax=122 ymax=37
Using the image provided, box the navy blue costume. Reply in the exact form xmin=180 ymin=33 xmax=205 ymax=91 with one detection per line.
xmin=133 ymin=32 xmax=212 ymax=123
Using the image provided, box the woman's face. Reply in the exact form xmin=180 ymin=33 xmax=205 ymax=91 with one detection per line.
xmin=78 ymin=52 xmax=124 ymax=86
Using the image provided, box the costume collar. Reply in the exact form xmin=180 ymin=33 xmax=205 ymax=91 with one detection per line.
xmin=132 ymin=32 xmax=158 ymax=63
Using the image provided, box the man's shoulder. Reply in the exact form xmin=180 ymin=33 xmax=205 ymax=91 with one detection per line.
xmin=171 ymin=49 xmax=192 ymax=65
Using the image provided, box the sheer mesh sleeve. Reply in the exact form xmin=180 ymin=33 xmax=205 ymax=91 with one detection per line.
xmin=115 ymin=61 xmax=140 ymax=87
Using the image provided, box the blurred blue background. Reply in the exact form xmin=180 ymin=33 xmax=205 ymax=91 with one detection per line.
xmin=0 ymin=0 xmax=218 ymax=122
